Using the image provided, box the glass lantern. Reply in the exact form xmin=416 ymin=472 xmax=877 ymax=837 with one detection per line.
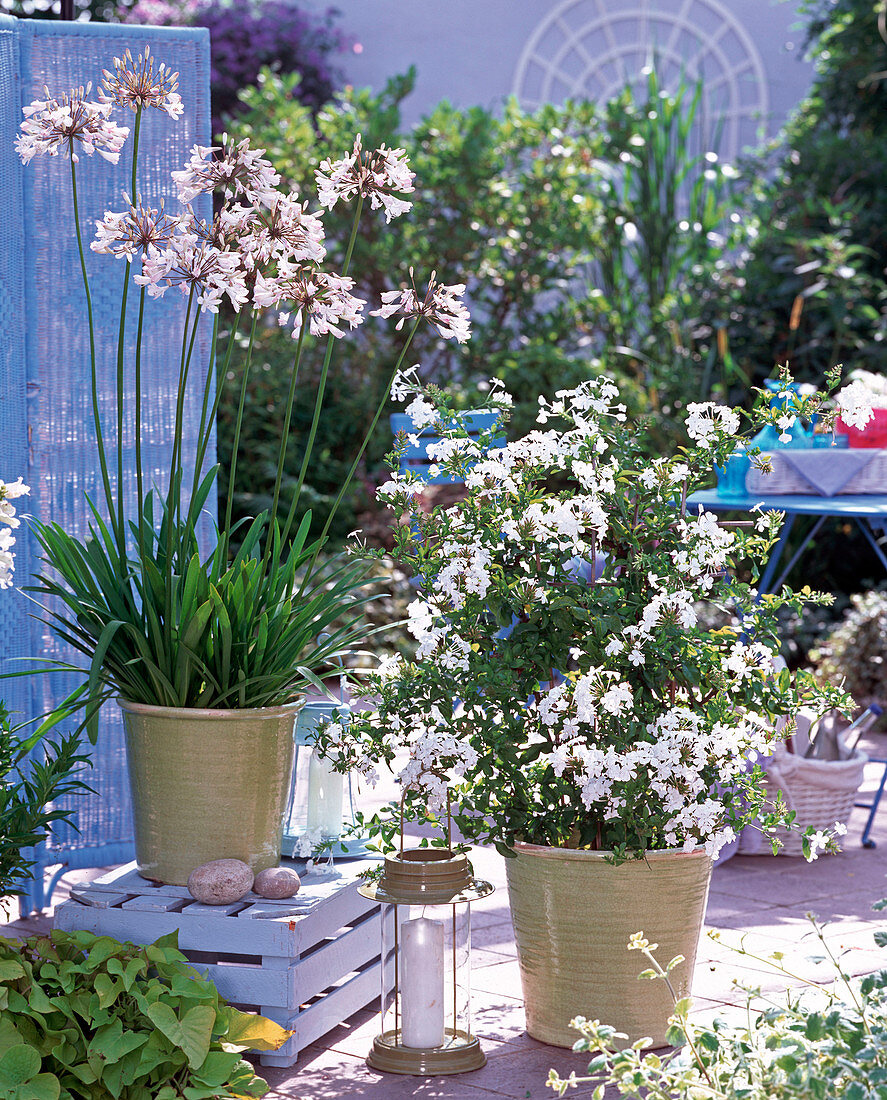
xmin=358 ymin=817 xmax=494 ymax=1075
xmin=281 ymin=701 xmax=371 ymax=859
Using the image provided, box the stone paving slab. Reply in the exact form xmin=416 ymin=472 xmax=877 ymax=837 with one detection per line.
xmin=257 ymin=1034 xmax=604 ymax=1100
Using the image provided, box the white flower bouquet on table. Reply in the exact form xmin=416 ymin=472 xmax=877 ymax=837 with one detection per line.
xmin=317 ymin=374 xmax=850 ymax=862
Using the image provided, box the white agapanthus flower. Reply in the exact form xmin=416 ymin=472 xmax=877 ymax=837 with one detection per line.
xmin=371 ymin=273 xmax=471 ymax=343
xmin=0 ymin=527 xmax=17 ymax=591
xmin=16 ymin=88 xmax=129 ymax=165
xmin=316 ymin=134 xmax=415 ymax=221
xmin=99 ymin=47 xmax=183 ymax=118
xmin=171 ymin=138 xmax=280 ymax=205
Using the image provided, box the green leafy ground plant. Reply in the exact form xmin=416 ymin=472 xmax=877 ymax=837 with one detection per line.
xmin=549 ymin=914 xmax=887 ymax=1099
xmin=0 ymin=929 xmax=290 ymax=1099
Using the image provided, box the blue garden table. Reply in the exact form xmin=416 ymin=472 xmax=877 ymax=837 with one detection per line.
xmin=689 ymin=489 xmax=887 ymax=848
xmin=686 ymin=490 xmax=887 ymax=595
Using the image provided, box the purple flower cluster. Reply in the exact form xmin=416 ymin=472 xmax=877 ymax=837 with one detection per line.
xmin=125 ymin=0 xmax=346 ymax=134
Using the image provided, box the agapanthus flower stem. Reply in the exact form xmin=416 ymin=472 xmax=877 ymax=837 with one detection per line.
xmin=133 ymin=284 xmax=146 ymax=544
xmin=175 ymin=308 xmax=202 ymax=536
xmin=220 ymin=308 xmax=253 ymax=538
xmin=269 ymin=318 xmax=308 ymax=542
xmin=129 ymin=106 xmax=141 ymax=216
xmin=164 ymin=283 xmax=197 ymax=601
xmin=113 ymin=108 xmax=142 ymax=555
xmin=114 ymin=263 xmax=129 ymax=547
xmin=186 ymin=308 xmax=220 ymax=518
xmin=288 ymin=193 xmax=364 ymax=530
xmin=312 ymin=315 xmax=422 ymax=554
xmin=69 ymin=152 xmax=119 ymax=552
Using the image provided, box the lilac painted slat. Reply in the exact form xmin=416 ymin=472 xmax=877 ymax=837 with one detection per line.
xmin=121 ymin=895 xmax=186 ymax=913
xmin=258 ymin=961 xmax=385 ymax=1067
xmin=293 ymin=909 xmax=383 ymax=1003
xmin=193 ymin=962 xmax=290 ymax=1007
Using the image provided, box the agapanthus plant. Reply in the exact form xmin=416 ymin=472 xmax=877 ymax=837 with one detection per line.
xmin=316 ymin=374 xmax=850 ymax=862
xmin=15 ymin=50 xmax=465 ymax=735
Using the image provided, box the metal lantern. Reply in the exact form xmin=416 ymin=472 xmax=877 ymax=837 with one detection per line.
xmin=281 ymin=701 xmax=371 ymax=859
xmin=358 ymin=809 xmax=494 ymax=1075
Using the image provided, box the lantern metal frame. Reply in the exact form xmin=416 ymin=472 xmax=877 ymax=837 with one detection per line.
xmin=358 ymin=799 xmax=494 ymax=1075
xmin=281 ymin=700 xmax=373 ymax=860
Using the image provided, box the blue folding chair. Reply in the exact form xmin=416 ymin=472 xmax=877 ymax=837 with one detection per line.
xmin=0 ymin=16 xmax=212 ymax=914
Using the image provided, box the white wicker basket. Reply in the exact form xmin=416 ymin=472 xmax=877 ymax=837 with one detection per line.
xmin=746 ymin=450 xmax=887 ymax=495
xmin=762 ymin=746 xmax=868 ymax=856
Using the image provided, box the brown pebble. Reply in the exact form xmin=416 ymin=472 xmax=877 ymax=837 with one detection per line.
xmin=187 ymin=859 xmax=254 ymax=905
xmin=253 ymin=866 xmax=301 ymax=899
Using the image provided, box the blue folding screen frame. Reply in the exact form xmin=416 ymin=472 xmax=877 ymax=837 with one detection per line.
xmin=0 ymin=16 xmax=212 ymax=914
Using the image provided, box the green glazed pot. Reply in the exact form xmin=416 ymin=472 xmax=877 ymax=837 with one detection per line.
xmin=505 ymin=843 xmax=712 ymax=1048
xmin=120 ymin=698 xmax=304 ymax=886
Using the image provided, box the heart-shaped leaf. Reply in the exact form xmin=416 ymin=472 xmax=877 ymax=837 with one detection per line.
xmin=19 ymin=1073 xmax=61 ymax=1100
xmin=0 ymin=1043 xmax=41 ymax=1086
xmin=94 ymin=974 xmax=122 ymax=1010
xmin=0 ymin=1018 xmax=22 ymax=1057
xmin=189 ymin=1050 xmax=242 ymax=1087
xmin=0 ymin=960 xmax=26 ymax=982
xmin=146 ymin=1003 xmax=215 ymax=1069
xmin=219 ymin=1006 xmax=293 ymax=1051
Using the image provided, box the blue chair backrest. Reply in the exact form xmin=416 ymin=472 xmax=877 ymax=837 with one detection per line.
xmin=0 ymin=16 xmax=212 ymax=913
xmin=390 ymin=409 xmax=505 ymax=485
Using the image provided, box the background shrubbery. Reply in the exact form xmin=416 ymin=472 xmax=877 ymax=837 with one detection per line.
xmin=711 ymin=0 xmax=887 ymax=386
xmin=218 ymin=66 xmax=738 ymax=543
xmin=123 ymin=0 xmax=346 ymax=134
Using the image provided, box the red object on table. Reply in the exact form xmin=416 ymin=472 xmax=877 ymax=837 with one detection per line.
xmin=837 ymin=408 xmax=887 ymax=447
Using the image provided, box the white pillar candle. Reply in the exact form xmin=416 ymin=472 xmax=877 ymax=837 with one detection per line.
xmin=305 ymin=751 xmax=344 ymax=837
xmin=400 ymin=916 xmax=446 ymax=1049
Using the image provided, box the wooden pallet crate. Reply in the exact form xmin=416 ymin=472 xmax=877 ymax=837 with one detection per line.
xmin=53 ymin=859 xmax=389 ymax=1067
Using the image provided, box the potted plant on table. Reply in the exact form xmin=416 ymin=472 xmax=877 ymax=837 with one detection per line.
xmin=13 ymin=49 xmax=468 ymax=885
xmin=316 ymin=372 xmax=851 ymax=1048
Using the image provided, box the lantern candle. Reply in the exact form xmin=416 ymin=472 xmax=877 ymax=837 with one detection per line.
xmin=400 ymin=916 xmax=446 ymax=1048
xmin=306 ymin=750 xmax=344 ymax=836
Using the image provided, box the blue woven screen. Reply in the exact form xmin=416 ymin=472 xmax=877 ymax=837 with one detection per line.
xmin=0 ymin=16 xmax=213 ymax=913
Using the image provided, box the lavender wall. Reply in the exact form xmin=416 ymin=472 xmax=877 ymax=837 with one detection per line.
xmin=303 ymin=0 xmax=813 ymax=159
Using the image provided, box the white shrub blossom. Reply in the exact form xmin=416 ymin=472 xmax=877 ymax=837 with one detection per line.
xmin=685 ymin=402 xmax=742 ymax=448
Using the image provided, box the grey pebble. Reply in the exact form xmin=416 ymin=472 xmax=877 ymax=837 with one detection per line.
xmin=187 ymin=859 xmax=254 ymax=905
xmin=253 ymin=866 xmax=302 ymax=899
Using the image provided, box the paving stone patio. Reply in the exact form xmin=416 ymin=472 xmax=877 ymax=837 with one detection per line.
xmin=4 ymin=737 xmax=887 ymax=1100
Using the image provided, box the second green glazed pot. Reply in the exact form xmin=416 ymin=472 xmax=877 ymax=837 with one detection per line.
xmin=505 ymin=843 xmax=712 ymax=1048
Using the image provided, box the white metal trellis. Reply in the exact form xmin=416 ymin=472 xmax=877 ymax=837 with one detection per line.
xmin=512 ymin=0 xmax=769 ymax=160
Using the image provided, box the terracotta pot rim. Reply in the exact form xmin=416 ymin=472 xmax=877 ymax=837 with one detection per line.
xmin=512 ymin=841 xmax=710 ymax=862
xmin=118 ymin=696 xmax=305 ymax=721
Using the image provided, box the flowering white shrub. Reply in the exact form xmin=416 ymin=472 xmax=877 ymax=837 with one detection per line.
xmin=0 ymin=479 xmax=30 ymax=590
xmin=317 ymin=375 xmax=848 ymax=861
